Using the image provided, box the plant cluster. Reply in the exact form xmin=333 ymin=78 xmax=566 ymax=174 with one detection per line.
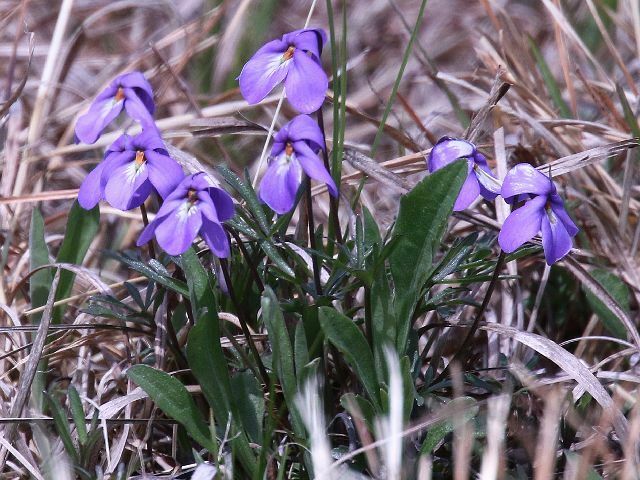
xmin=2 ymin=2 xmax=639 ymax=480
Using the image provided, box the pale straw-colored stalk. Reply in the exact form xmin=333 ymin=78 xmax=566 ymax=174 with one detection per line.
xmin=375 ymin=347 xmax=403 ymax=480
xmin=251 ymin=0 xmax=319 ymax=189
xmin=295 ymin=376 xmax=334 ymax=479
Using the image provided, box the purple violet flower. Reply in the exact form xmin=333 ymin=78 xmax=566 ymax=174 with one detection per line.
xmin=75 ymin=72 xmax=156 ymax=144
xmin=259 ymin=115 xmax=337 ymax=214
xmin=428 ymin=137 xmax=502 ymax=211
xmin=498 ymin=163 xmax=579 ymax=265
xmin=137 ymin=172 xmax=235 ymax=257
xmin=77 ymin=129 xmax=184 ymax=211
xmin=238 ymin=28 xmax=329 ymax=114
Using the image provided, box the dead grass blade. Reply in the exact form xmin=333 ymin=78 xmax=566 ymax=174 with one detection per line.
xmin=8 ymin=262 xmax=112 ymax=306
xmin=463 ymin=69 xmax=511 ymax=143
xmin=534 ymin=388 xmax=564 ymax=480
xmin=0 ymin=434 xmax=44 ymax=480
xmin=0 ymin=32 xmax=33 ymax=119
xmin=540 ymin=140 xmax=638 ymax=178
xmin=180 ymin=117 xmax=267 ymax=137
xmin=0 ymin=270 xmax=60 ymax=468
xmin=0 ymin=189 xmax=79 ymax=205
xmin=479 ymin=393 xmax=510 ymax=479
xmin=343 ymin=148 xmax=413 ymax=193
xmin=479 ymin=323 xmax=629 ymax=442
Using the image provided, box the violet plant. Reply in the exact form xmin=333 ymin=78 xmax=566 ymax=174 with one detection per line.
xmin=53 ymin=17 xmax=594 ymax=480
xmin=428 ymin=136 xmax=501 ymax=211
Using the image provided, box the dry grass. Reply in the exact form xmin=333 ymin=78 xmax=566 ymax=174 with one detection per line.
xmin=1 ymin=0 xmax=640 ymax=478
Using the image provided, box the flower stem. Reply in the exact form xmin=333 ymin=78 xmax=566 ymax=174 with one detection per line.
xmin=219 ymin=258 xmax=270 ymax=389
xmin=435 ymin=250 xmax=506 ymax=383
xmin=226 ymin=227 xmax=264 ymax=293
xmin=364 ymin=285 xmax=373 ymax=346
xmin=250 ymin=0 xmax=318 ymax=190
xmin=316 ymin=108 xmax=343 ymax=245
xmin=305 ymin=177 xmax=323 ymax=296
xmin=139 ymin=203 xmax=155 ymax=260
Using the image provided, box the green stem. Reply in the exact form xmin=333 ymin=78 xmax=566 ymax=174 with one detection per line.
xmin=227 ymin=227 xmax=264 ymax=292
xmin=220 ymin=258 xmax=270 ymax=389
xmin=316 ymin=109 xmax=343 ymax=245
xmin=140 ymin=203 xmax=156 ymax=260
xmin=305 ymin=177 xmax=323 ymax=296
xmin=370 ymin=0 xmax=429 ymax=158
xmin=435 ymin=250 xmax=506 ymax=384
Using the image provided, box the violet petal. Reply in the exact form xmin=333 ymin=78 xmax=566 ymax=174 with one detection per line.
xmin=284 ymin=50 xmax=328 ymax=114
xmin=154 ymin=203 xmax=203 ymax=255
xmin=498 ymin=195 xmax=546 ymax=253
xmin=201 ymin=218 xmax=231 ymax=258
xmin=541 ymin=208 xmax=573 ymax=265
xmin=238 ymin=40 xmax=290 ymax=105
xmin=293 ymin=141 xmax=337 ymax=196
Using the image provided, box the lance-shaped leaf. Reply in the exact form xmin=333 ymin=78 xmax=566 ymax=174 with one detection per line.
xmin=389 ymin=159 xmax=468 ymax=352
xmin=127 ymin=365 xmax=215 ymax=451
xmin=54 ymin=201 xmax=100 ymax=322
xmin=319 ymin=307 xmax=381 ymax=410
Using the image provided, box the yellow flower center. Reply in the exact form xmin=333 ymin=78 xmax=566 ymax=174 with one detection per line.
xmin=134 ymin=150 xmax=145 ymax=167
xmin=285 ymin=142 xmax=294 ymax=157
xmin=187 ymin=188 xmax=198 ymax=204
xmin=115 ymin=87 xmax=125 ymax=102
xmin=282 ymin=46 xmax=295 ymax=62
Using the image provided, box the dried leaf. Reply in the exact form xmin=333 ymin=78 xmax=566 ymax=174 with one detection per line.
xmin=480 ymin=323 xmax=629 ymax=441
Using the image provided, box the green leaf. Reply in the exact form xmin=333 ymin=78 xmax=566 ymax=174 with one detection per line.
xmin=186 ymin=317 xmax=234 ymax=420
xmin=431 ymin=233 xmax=478 ymax=282
xmin=180 ymin=248 xmax=214 ymax=316
xmin=389 ymin=159 xmax=468 ymax=353
xmin=29 ymin=208 xmax=52 ymax=410
xmin=260 ymin=240 xmax=296 ymax=280
xmin=584 ymin=268 xmax=630 ymax=338
xmin=54 ymin=201 xmax=100 ymax=322
xmin=45 ymin=393 xmax=79 ymax=463
xmin=217 ymin=166 xmax=270 ymax=234
xmin=127 ymin=365 xmax=215 ymax=451
xmin=181 ymin=248 xmax=257 ymax=475
xmin=294 ymin=321 xmax=309 ymax=376
xmin=301 ymin=305 xmax=323 ymax=361
xmin=230 ymin=371 xmax=264 ymax=444
xmin=262 ymin=288 xmax=302 ymax=432
xmin=182 ymin=249 xmax=232 ymax=419
xmin=107 ymin=252 xmax=189 ymax=297
xmin=297 ymin=358 xmax=321 ymax=389
xmin=68 ymin=385 xmax=87 ymax=446
xmin=420 ymin=397 xmax=478 ymax=454
xmin=319 ymin=307 xmax=381 ymax=410
xmin=29 ymin=208 xmax=52 ymax=323
xmin=370 ymin=249 xmax=395 ymax=378
xmin=363 ymin=207 xmax=381 ymax=251
xmin=400 ymin=356 xmax=415 ymax=421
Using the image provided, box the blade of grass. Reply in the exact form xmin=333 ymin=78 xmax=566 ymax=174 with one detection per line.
xmin=0 ymin=270 xmax=60 ymax=467
xmin=528 ymin=36 xmax=571 ymax=118
xmin=370 ymin=0 xmax=428 ymax=158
